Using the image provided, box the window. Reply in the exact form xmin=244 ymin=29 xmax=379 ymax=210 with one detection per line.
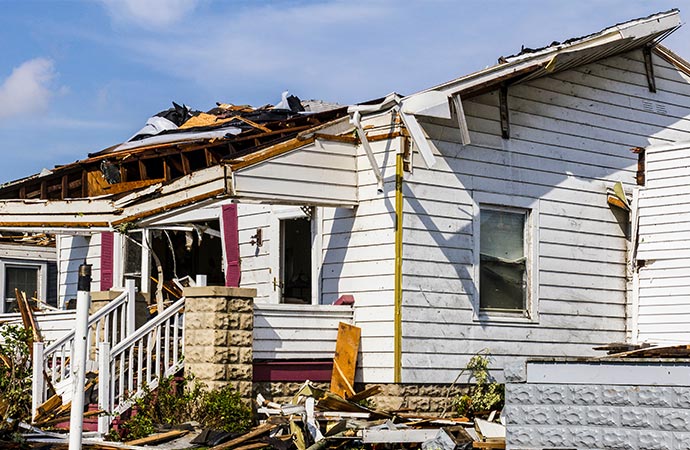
xmin=0 ymin=262 xmax=46 ymax=313
xmin=479 ymin=207 xmax=528 ymax=311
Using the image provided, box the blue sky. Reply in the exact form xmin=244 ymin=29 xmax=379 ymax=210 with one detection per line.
xmin=0 ymin=0 xmax=688 ymax=184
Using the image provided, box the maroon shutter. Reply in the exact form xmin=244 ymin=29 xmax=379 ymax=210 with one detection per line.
xmin=222 ymin=204 xmax=241 ymax=287
xmin=100 ymin=232 xmax=114 ymax=291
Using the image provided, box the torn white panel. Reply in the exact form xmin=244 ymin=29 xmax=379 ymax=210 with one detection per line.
xmin=398 ymin=111 xmax=436 ymax=168
xmin=401 ymin=90 xmax=452 ymax=119
xmin=452 ymin=95 xmax=471 ymax=146
xmin=351 ymin=111 xmax=384 ymax=192
xmin=127 ymin=116 xmax=178 ymax=142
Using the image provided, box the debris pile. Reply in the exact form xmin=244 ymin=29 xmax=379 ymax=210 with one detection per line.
xmin=210 ymin=380 xmax=502 ymax=450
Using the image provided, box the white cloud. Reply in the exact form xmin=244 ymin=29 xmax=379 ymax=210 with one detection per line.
xmin=100 ymin=0 xmax=201 ymax=28
xmin=0 ymin=58 xmax=56 ymax=120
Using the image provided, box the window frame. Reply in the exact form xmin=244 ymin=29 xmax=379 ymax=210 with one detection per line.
xmin=268 ymin=205 xmax=322 ymax=305
xmin=0 ymin=259 xmax=47 ymax=314
xmin=472 ymin=192 xmax=539 ymax=323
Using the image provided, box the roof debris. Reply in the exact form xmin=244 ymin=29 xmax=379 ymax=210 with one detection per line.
xmin=0 ymin=91 xmax=348 ymax=202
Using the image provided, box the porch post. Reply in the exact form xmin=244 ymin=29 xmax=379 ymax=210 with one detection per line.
xmin=125 ymin=279 xmax=136 ymax=335
xmin=97 ymin=341 xmax=111 ymax=436
xmin=182 ymin=286 xmax=256 ymax=401
xmin=31 ymin=341 xmax=44 ymax=421
xmin=69 ymin=263 xmax=91 ymax=450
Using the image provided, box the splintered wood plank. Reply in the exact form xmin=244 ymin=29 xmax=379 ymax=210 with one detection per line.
xmin=330 ymin=322 xmax=361 ymax=398
xmin=125 ymin=429 xmax=189 ymax=446
xmin=33 ymin=393 xmax=62 ymax=423
xmin=210 ymin=422 xmax=277 ymax=450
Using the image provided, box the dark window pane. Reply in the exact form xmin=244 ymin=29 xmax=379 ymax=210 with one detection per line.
xmin=5 ymin=266 xmax=39 ymax=312
xmin=479 ymin=209 xmax=526 ymax=311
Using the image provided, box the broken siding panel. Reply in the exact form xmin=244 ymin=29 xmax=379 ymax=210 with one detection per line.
xmin=57 ymin=234 xmax=102 ymax=304
xmin=399 ymin=51 xmax=682 ymax=382
xmin=638 ymin=140 xmax=690 ymax=343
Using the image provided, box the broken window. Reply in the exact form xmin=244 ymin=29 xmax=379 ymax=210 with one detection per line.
xmin=479 ymin=207 xmax=528 ymax=311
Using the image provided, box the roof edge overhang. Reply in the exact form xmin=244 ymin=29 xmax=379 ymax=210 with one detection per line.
xmin=422 ymin=9 xmax=682 ymax=98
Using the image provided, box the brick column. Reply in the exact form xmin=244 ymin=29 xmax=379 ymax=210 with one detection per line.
xmin=182 ymin=286 xmax=256 ymax=400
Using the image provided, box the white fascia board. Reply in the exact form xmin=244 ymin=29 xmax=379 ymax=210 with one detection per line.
xmin=138 ymin=198 xmax=223 ymax=227
xmin=0 ymin=227 xmax=109 ymax=235
xmin=347 ymin=92 xmax=402 ymax=115
xmin=0 ymin=198 xmax=115 ymax=215
xmin=617 ymin=10 xmax=681 ymax=39
xmin=400 ymin=90 xmax=452 ymax=119
xmin=418 ymin=10 xmax=681 ymax=97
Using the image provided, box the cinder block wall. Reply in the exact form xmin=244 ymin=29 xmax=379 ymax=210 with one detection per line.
xmin=183 ymin=286 xmax=256 ymax=400
xmin=504 ymin=359 xmax=690 ymax=449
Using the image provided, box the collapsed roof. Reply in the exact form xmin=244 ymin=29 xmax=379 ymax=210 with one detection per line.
xmin=0 ymin=93 xmax=347 ymax=202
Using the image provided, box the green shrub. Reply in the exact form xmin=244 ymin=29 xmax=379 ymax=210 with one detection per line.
xmin=197 ymin=385 xmax=252 ymax=433
xmin=0 ymin=325 xmax=32 ymax=436
xmin=111 ymin=376 xmax=252 ymax=441
xmin=453 ymin=353 xmax=504 ymax=417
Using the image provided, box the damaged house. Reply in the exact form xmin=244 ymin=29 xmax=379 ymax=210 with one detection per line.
xmin=0 ymin=9 xmax=689 ymax=432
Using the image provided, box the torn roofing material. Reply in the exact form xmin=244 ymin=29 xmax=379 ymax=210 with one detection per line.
xmin=0 ymin=94 xmax=348 ymax=202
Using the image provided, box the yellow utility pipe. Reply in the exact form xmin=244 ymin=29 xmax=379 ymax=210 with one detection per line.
xmin=394 ymin=152 xmax=403 ymax=383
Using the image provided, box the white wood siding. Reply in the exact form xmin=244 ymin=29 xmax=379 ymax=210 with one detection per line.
xmin=232 ymin=140 xmax=357 ymax=206
xmin=253 ymin=303 xmax=353 ymax=359
xmin=57 ymin=234 xmax=102 ymax=305
xmin=236 ymin=128 xmax=398 ymax=381
xmin=0 ymin=310 xmax=76 ymax=343
xmin=322 ymin=132 xmax=398 ymax=383
xmin=399 ymin=49 xmax=690 ymax=383
xmin=237 ymin=203 xmax=273 ymax=303
xmin=637 ymin=140 xmax=690 ymax=343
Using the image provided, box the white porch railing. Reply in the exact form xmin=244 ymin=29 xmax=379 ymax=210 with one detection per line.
xmin=97 ymin=295 xmax=186 ymax=433
xmin=31 ymin=280 xmax=137 ymax=419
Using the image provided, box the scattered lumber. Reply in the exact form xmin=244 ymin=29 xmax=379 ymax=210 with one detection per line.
xmin=210 ymin=422 xmax=278 ymax=450
xmin=125 ymin=429 xmax=189 ymax=446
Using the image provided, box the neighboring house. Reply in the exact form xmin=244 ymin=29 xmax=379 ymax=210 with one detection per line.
xmin=0 ymin=235 xmax=57 ymax=314
xmin=0 ymin=10 xmax=687 ymax=386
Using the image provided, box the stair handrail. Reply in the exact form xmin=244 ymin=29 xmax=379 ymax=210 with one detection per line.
xmin=43 ymin=289 xmax=128 ymax=355
xmin=98 ymin=296 xmax=186 ymax=433
xmin=110 ymin=296 xmax=185 ymax=358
